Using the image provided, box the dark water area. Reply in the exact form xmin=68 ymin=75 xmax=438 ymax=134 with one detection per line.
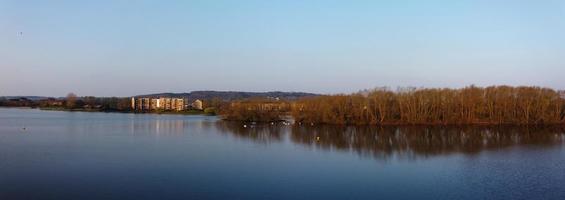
xmin=1 ymin=108 xmax=565 ymax=200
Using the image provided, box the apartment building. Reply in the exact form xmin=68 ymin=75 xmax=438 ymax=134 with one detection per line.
xmin=131 ymin=97 xmax=185 ymax=111
xmin=192 ymin=99 xmax=203 ymax=110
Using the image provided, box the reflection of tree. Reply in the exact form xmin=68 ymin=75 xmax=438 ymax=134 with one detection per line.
xmin=215 ymin=122 xmax=284 ymax=144
xmin=215 ymin=122 xmax=565 ymax=160
xmin=291 ymin=126 xmax=565 ymax=160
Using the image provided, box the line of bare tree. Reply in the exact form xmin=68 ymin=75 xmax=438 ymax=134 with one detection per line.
xmin=218 ymin=98 xmax=291 ymax=122
xmin=292 ymin=85 xmax=565 ymax=125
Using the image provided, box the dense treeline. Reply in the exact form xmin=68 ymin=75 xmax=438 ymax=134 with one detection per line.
xmin=0 ymin=97 xmax=36 ymax=107
xmin=292 ymin=86 xmax=565 ymax=125
xmin=75 ymin=96 xmax=133 ymax=111
xmin=218 ymin=99 xmax=290 ymax=122
xmin=0 ymin=95 xmax=133 ymax=112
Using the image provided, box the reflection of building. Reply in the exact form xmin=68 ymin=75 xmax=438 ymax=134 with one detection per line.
xmin=192 ymin=99 xmax=203 ymax=110
xmin=131 ymin=97 xmax=185 ymax=111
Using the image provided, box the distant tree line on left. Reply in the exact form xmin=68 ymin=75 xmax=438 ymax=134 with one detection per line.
xmin=0 ymin=93 xmax=133 ymax=112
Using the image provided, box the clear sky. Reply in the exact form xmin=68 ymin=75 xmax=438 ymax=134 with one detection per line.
xmin=1 ymin=0 xmax=564 ymax=97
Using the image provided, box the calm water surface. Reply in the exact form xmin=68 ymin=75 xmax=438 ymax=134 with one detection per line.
xmin=1 ymin=108 xmax=565 ymax=200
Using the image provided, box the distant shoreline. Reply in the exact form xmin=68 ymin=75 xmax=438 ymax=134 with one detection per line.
xmin=2 ymin=107 xmax=565 ymax=127
xmin=0 ymin=106 xmax=212 ymax=116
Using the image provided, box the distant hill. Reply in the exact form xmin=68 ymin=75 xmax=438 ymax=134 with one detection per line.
xmin=0 ymin=96 xmax=51 ymax=101
xmin=137 ymin=91 xmax=318 ymax=101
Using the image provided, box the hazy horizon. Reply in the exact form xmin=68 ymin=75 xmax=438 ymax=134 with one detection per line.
xmin=2 ymin=0 xmax=565 ymax=96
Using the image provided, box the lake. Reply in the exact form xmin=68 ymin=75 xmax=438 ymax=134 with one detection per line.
xmin=1 ymin=108 xmax=565 ymax=200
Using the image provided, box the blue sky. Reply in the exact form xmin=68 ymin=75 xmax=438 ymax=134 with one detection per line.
xmin=1 ymin=0 xmax=564 ymax=96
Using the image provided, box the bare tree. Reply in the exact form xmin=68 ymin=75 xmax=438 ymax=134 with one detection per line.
xmin=66 ymin=92 xmax=77 ymax=109
xmin=290 ymin=85 xmax=564 ymax=125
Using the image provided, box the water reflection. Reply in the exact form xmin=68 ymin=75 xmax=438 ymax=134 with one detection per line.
xmin=129 ymin=119 xmax=189 ymax=135
xmin=53 ymin=114 xmax=218 ymax=137
xmin=216 ymin=122 xmax=565 ymax=160
xmin=294 ymin=125 xmax=565 ymax=160
xmin=215 ymin=122 xmax=284 ymax=144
